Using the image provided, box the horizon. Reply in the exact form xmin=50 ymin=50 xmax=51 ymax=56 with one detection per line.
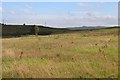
xmin=1 ymin=2 xmax=118 ymax=28
xmin=1 ymin=23 xmax=118 ymax=28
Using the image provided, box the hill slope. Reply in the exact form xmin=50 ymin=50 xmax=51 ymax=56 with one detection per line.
xmin=2 ymin=28 xmax=118 ymax=78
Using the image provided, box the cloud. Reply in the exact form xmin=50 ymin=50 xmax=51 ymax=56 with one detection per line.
xmin=0 ymin=7 xmax=2 ymax=13
xmin=77 ymin=2 xmax=102 ymax=9
xmin=67 ymin=11 xmax=99 ymax=17
xmin=85 ymin=12 xmax=96 ymax=16
xmin=9 ymin=10 xmax=15 ymax=14
xmin=4 ymin=14 xmax=117 ymax=28
xmin=67 ymin=11 xmax=83 ymax=16
xmin=77 ymin=3 xmax=94 ymax=8
xmin=6 ymin=9 xmax=33 ymax=15
xmin=3 ymin=10 xmax=16 ymax=14
xmin=23 ymin=10 xmax=33 ymax=14
xmin=25 ymin=4 xmax=32 ymax=9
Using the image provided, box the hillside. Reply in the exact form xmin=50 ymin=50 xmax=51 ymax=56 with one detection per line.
xmin=1 ymin=24 xmax=119 ymax=38
xmin=2 ymin=27 xmax=118 ymax=78
xmin=2 ymin=24 xmax=71 ymax=37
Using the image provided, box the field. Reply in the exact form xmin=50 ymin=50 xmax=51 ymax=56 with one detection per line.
xmin=2 ymin=28 xmax=118 ymax=78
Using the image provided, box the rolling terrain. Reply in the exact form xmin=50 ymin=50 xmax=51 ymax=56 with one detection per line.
xmin=2 ymin=27 xmax=119 ymax=78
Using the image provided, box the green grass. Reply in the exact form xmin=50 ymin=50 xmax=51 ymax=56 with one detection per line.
xmin=2 ymin=28 xmax=118 ymax=78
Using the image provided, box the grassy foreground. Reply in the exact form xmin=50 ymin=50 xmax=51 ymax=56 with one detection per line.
xmin=2 ymin=28 xmax=118 ymax=78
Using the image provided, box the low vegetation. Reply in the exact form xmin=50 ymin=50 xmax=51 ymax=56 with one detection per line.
xmin=2 ymin=28 xmax=118 ymax=78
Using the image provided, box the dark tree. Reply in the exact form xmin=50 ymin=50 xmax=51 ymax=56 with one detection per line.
xmin=23 ymin=24 xmax=25 ymax=26
xmin=31 ymin=25 xmax=40 ymax=35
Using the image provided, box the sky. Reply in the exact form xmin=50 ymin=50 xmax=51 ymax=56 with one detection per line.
xmin=1 ymin=2 xmax=118 ymax=28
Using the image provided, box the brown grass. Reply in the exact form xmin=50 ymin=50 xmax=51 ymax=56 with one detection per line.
xmin=2 ymin=28 xmax=118 ymax=78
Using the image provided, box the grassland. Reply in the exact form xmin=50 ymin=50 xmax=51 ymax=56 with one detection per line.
xmin=2 ymin=28 xmax=118 ymax=78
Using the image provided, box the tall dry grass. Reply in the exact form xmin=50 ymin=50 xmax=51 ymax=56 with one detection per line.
xmin=2 ymin=28 xmax=118 ymax=78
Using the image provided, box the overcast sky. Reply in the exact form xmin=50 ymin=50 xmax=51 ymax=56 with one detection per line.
xmin=1 ymin=2 xmax=118 ymax=28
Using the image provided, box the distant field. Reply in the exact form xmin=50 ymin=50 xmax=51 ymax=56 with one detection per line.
xmin=2 ymin=28 xmax=118 ymax=78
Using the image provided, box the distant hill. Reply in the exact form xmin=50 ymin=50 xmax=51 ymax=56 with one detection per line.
xmin=2 ymin=24 xmax=71 ymax=37
xmin=1 ymin=24 xmax=119 ymax=38
xmin=67 ymin=26 xmax=107 ymax=30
